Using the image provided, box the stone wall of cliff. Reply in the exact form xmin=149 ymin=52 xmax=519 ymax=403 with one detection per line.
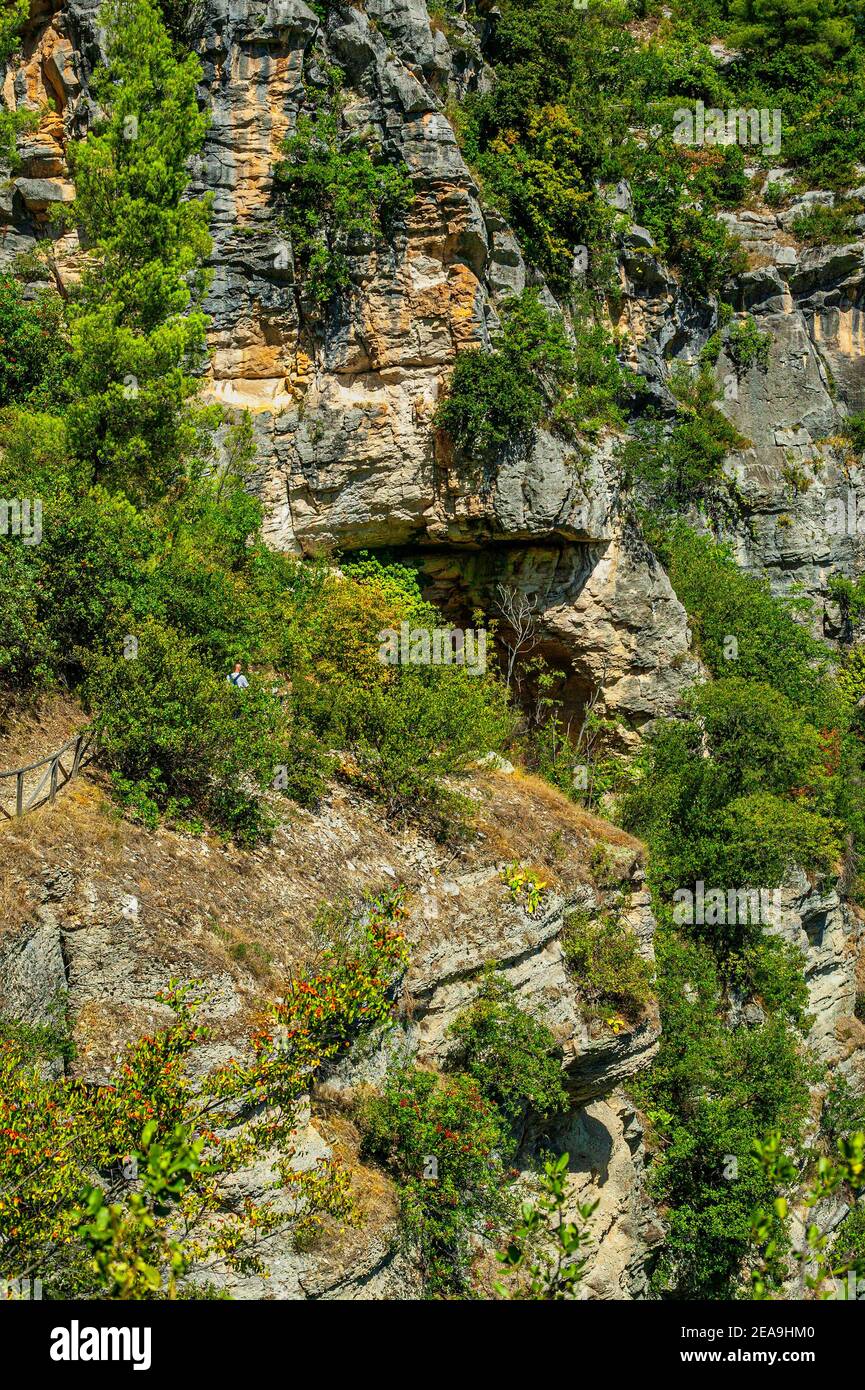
xmin=2 ymin=0 xmax=864 ymax=1300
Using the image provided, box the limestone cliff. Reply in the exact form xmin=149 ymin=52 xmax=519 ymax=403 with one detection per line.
xmin=2 ymin=0 xmax=865 ymax=1301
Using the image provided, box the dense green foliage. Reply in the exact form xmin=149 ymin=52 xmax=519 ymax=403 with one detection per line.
xmin=65 ymin=0 xmax=212 ymax=502
xmin=623 ymin=523 xmax=861 ymax=925
xmin=358 ymin=1064 xmax=513 ymax=1296
xmin=359 ymin=974 xmax=581 ymax=1295
xmin=445 ymin=973 xmax=568 ymax=1132
xmin=275 ymin=91 xmax=413 ymax=308
xmin=652 ymin=521 xmax=834 ymax=707
xmin=85 ymin=618 xmax=290 ymax=841
xmin=0 ymin=0 xmax=27 ymax=62
xmin=561 ymin=905 xmax=655 ymax=1022
xmin=620 ymin=517 xmax=865 ymax=1294
xmin=632 ymin=931 xmax=814 ymax=1296
xmin=0 ymin=277 xmax=69 ymax=409
xmin=451 ymin=0 xmax=865 ymax=296
xmin=729 ymin=0 xmax=857 ymax=65
xmin=435 ymin=288 xmax=635 ymax=463
xmin=790 ymin=197 xmax=865 ymax=245
xmin=624 ymin=676 xmax=844 ymax=923
xmin=726 ymin=315 xmax=772 ymax=374
xmin=624 ymin=365 xmax=746 ymax=513
xmin=286 ymin=556 xmax=515 ymax=837
xmin=453 ymin=1 xmax=742 ymax=294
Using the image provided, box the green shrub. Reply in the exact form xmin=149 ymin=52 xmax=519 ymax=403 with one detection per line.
xmin=727 ymin=316 xmax=772 ymax=375
xmin=833 ymin=1201 xmax=865 ymax=1278
xmin=358 ymin=1066 xmax=513 ymax=1296
xmin=0 ymin=0 xmax=27 ymax=61
xmin=435 ymin=345 xmax=548 ymax=460
xmin=650 ymin=522 xmax=831 ymax=710
xmin=561 ymin=907 xmax=654 ymax=1022
xmin=624 ymin=367 xmax=746 ymax=512
xmin=275 ymin=103 xmax=413 ymax=306
xmin=843 ymin=412 xmax=865 ymax=456
xmin=434 ymin=289 xmax=575 ymax=458
xmin=445 ymin=973 xmax=567 ymax=1133
xmin=0 ymin=279 xmax=70 ymax=410
xmin=340 ymin=552 xmax=433 ymax=622
xmin=289 ymin=566 xmax=515 ymax=838
xmin=84 ymin=618 xmax=288 ymax=842
xmin=630 ymin=148 xmax=748 ymax=295
xmin=0 ymin=428 xmax=156 ymax=687
xmin=305 ymin=662 xmax=514 ymax=838
xmin=623 ymin=678 xmax=844 ymax=916
xmin=435 ymin=288 xmax=631 ymax=462
xmin=730 ymin=0 xmax=856 ymax=65
xmin=0 ymin=543 xmax=56 ymax=686
xmin=650 ymin=1087 xmax=794 ymax=1297
xmin=719 ymin=792 xmax=842 ymax=884
xmin=791 ymin=200 xmax=864 ymax=246
xmin=724 ymin=936 xmax=810 ymax=1028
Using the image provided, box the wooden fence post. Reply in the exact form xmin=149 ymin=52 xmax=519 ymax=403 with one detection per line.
xmin=1 ymin=728 xmax=94 ymax=821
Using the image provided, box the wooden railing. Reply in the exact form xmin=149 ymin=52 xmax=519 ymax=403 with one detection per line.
xmin=0 ymin=729 xmax=96 ymax=821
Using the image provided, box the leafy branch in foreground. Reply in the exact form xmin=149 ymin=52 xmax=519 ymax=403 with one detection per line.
xmin=750 ymin=1129 xmax=865 ymax=1300
xmin=496 ymin=1152 xmax=597 ymax=1301
xmin=0 ymin=891 xmax=409 ymax=1299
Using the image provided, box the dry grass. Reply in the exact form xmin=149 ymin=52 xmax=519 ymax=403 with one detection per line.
xmin=0 ymin=692 xmax=89 ymax=820
xmin=466 ymin=768 xmax=644 ymax=895
xmin=0 ymin=698 xmax=648 ymax=1048
xmin=0 ymin=691 xmax=85 ymax=767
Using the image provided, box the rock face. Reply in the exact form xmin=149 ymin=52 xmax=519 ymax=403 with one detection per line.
xmin=528 ymin=1095 xmax=662 ymax=1300
xmin=615 ymin=192 xmax=865 ymax=634
xmin=3 ymin=0 xmax=865 ymax=1302
xmin=770 ymin=870 xmax=862 ymax=1068
xmin=4 ymin=6 xmax=865 ymax=704
xmin=183 ymin=0 xmax=700 ymax=728
xmin=0 ymin=761 xmax=663 ymax=1300
xmin=716 ymin=213 xmax=865 ymax=631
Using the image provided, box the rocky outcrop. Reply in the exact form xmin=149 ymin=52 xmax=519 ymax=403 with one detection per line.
xmin=3 ymin=0 xmax=865 ymax=1302
xmin=0 ymin=755 xmax=663 ymax=1299
xmin=615 ymin=181 xmax=865 ymax=633
xmin=176 ymin=0 xmax=700 ymax=728
xmin=524 ymin=1094 xmax=663 ymax=1300
xmin=0 ymin=0 xmax=95 ymax=273
xmin=718 ymin=207 xmax=865 ymax=629
xmin=769 ymin=870 xmax=863 ymax=1067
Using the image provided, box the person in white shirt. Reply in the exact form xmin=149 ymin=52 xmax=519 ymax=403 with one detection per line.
xmin=227 ymin=662 xmax=249 ymax=689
